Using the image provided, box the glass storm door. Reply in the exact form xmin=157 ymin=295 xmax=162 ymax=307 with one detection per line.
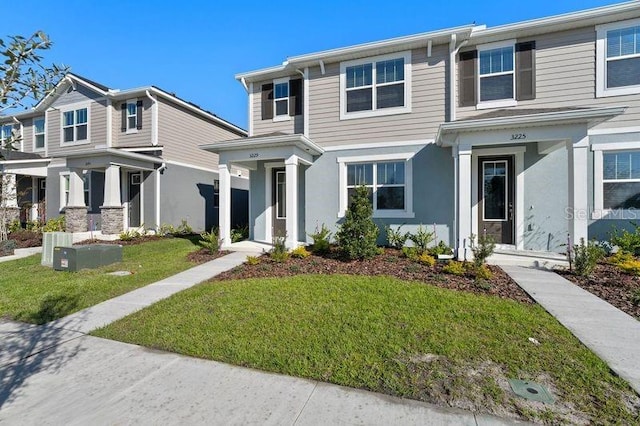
xmin=272 ymin=169 xmax=286 ymax=238
xmin=478 ymin=157 xmax=514 ymax=244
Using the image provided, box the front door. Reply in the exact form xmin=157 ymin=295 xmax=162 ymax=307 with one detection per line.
xmin=478 ymin=156 xmax=514 ymax=244
xmin=128 ymin=172 xmax=142 ymax=227
xmin=272 ymin=168 xmax=286 ymax=238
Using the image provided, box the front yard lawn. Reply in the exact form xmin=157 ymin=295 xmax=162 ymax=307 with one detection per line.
xmin=0 ymin=237 xmax=201 ymax=324
xmin=93 ymin=274 xmax=639 ymax=424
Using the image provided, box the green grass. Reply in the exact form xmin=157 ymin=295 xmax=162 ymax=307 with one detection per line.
xmin=93 ymin=274 xmax=639 ymax=423
xmin=0 ymin=237 xmax=201 ymax=324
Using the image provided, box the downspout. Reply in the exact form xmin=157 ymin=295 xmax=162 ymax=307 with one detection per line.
xmin=295 ymin=68 xmax=310 ymax=137
xmin=145 ymin=90 xmax=158 ymax=146
xmin=106 ymin=98 xmax=113 ymax=148
xmin=449 ymin=34 xmax=469 ymax=122
xmin=155 ymin=162 xmax=167 ymax=230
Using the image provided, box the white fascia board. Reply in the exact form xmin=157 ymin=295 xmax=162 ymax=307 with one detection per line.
xmin=200 ymin=134 xmax=324 ymax=156
xmin=63 ymin=147 xmax=164 ymax=164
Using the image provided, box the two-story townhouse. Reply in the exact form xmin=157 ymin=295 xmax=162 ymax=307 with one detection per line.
xmin=203 ymin=1 xmax=640 ymax=258
xmin=0 ymin=73 xmax=248 ymax=235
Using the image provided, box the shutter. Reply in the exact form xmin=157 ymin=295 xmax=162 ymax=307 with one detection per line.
xmin=459 ymin=50 xmax=477 ymax=107
xmin=516 ymin=41 xmax=536 ymax=101
xmin=120 ymin=103 xmax=127 ymax=132
xmin=261 ymin=83 xmax=274 ymax=120
xmin=136 ymin=100 xmax=143 ymax=129
xmin=289 ymin=79 xmax=303 ymax=116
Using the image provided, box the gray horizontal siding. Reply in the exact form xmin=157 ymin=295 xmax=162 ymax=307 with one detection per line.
xmin=251 ymin=81 xmax=296 ymax=136
xmin=113 ymin=98 xmax=153 ymax=148
xmin=50 ymin=84 xmax=102 ymax=108
xmin=308 ymin=45 xmax=448 ymax=147
xmin=457 ymin=26 xmax=640 ymax=129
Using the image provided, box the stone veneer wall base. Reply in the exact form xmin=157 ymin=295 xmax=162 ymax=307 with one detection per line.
xmin=65 ymin=206 xmax=88 ymax=233
xmin=100 ymin=206 xmax=124 ymax=235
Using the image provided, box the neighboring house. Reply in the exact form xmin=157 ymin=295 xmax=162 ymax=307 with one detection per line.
xmin=0 ymin=73 xmax=248 ymax=235
xmin=202 ymin=1 xmax=640 ymax=258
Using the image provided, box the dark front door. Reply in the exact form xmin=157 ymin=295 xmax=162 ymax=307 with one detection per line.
xmin=272 ymin=168 xmax=286 ymax=238
xmin=478 ymin=156 xmax=514 ymax=244
xmin=128 ymin=172 xmax=141 ymax=227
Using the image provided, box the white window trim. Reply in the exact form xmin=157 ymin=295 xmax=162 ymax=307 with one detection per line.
xmin=126 ymin=99 xmax=139 ymax=134
xmin=0 ymin=123 xmax=14 ymax=148
xmin=60 ymin=102 xmax=91 ymax=145
xmin=592 ymin=144 xmax=640 ymax=219
xmin=339 ymin=51 xmax=412 ymax=121
xmin=59 ymin=170 xmax=91 ymax=211
xmin=476 ymin=39 xmax=517 ymax=110
xmin=273 ymin=77 xmax=291 ymax=122
xmin=337 ymin=152 xmax=415 ymax=219
xmin=33 ymin=116 xmax=46 ymax=152
xmin=596 ymin=18 xmax=640 ymax=98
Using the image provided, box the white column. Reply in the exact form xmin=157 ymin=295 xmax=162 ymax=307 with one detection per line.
xmin=31 ymin=177 xmax=38 ymax=221
xmin=219 ymin=163 xmax=231 ymax=247
xmin=456 ymin=145 xmax=472 ymax=260
xmin=103 ymin=164 xmax=121 ymax=207
xmin=567 ymin=136 xmax=589 ymax=245
xmin=285 ymin=156 xmax=299 ymax=249
xmin=67 ymin=168 xmax=86 ymax=207
xmin=1 ymin=173 xmax=18 ymax=208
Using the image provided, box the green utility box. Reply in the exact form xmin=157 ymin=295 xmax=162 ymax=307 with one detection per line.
xmin=53 ymin=244 xmax=123 ymax=272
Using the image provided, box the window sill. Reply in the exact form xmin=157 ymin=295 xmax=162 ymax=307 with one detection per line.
xmin=476 ymin=99 xmax=517 ymax=110
xmin=592 ymin=209 xmax=640 ymax=220
xmin=273 ymin=115 xmax=291 ymax=123
xmin=596 ymin=85 xmax=640 ymax=98
xmin=61 ymin=140 xmax=91 ymax=146
xmin=125 ymin=129 xmax=139 ymax=134
xmin=340 ymin=106 xmax=412 ymax=121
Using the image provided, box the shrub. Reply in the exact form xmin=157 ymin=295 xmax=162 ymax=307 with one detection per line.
xmin=200 ymin=230 xmax=220 ymax=254
xmin=8 ymin=220 xmax=21 ymax=233
xmin=417 ymin=252 xmax=436 ymax=267
xmin=470 ymin=233 xmax=496 ymax=268
xmin=408 ymin=225 xmax=435 ymax=254
xmin=0 ymin=239 xmax=17 ymax=256
xmin=610 ymin=222 xmax=640 ymax=255
xmin=475 ymin=278 xmax=492 ymax=291
xmin=291 ymin=246 xmax=311 ymax=259
xmin=335 ymin=186 xmax=380 ymax=260
xmin=632 ymin=289 xmax=640 ymax=306
xmin=385 ymin=224 xmax=409 ymax=249
xmin=176 ymin=219 xmax=193 ymax=235
xmin=429 ymin=240 xmax=453 ymax=257
xmin=42 ymin=216 xmax=65 ymax=232
xmin=610 ymin=251 xmax=640 ymax=276
xmin=119 ymin=229 xmax=140 ymax=241
xmin=231 ymin=225 xmax=249 ymax=243
xmin=571 ymin=238 xmax=605 ymax=277
xmin=157 ymin=223 xmax=176 ymax=236
xmin=270 ymin=234 xmax=289 ymax=262
xmin=246 ymin=255 xmax=261 ymax=265
xmin=308 ymin=223 xmax=332 ymax=254
xmin=474 ymin=264 xmax=493 ymax=280
xmin=443 ymin=261 xmax=466 ymax=276
xmin=25 ymin=220 xmax=42 ymax=233
xmin=402 ymin=246 xmax=419 ymax=261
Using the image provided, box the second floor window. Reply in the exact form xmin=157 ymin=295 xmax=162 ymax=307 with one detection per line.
xmin=127 ymin=102 xmax=138 ymax=130
xmin=63 ymin=108 xmax=88 ymax=143
xmin=606 ymin=25 xmax=640 ymax=89
xmin=274 ymin=79 xmax=289 ymax=119
xmin=34 ymin=117 xmax=45 ymax=150
xmin=479 ymin=46 xmax=514 ymax=102
xmin=0 ymin=124 xmax=13 ymax=148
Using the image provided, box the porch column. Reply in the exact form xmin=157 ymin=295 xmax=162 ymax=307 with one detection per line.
xmin=219 ymin=163 xmax=232 ymax=247
xmin=567 ymin=136 xmax=589 ymax=245
xmin=455 ymin=145 xmax=473 ymax=260
xmin=65 ymin=168 xmax=88 ymax=232
xmin=285 ymin=155 xmax=299 ymax=249
xmin=100 ymin=164 xmax=124 ymax=235
xmin=0 ymin=173 xmax=19 ymax=227
xmin=31 ymin=177 xmax=38 ymax=221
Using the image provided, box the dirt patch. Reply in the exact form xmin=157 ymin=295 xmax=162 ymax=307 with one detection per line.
xmin=186 ymin=249 xmax=230 ymax=264
xmin=213 ymin=248 xmax=533 ymax=304
xmin=558 ymin=263 xmax=640 ymax=320
xmin=8 ymin=230 xmax=42 ymax=248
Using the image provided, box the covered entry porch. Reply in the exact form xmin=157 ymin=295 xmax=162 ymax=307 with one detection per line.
xmin=0 ymin=150 xmax=50 ymax=225
xmin=201 ymin=133 xmax=324 ymax=249
xmin=437 ymin=107 xmax=625 ymax=259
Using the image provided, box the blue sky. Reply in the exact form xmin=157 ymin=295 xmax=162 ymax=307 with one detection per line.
xmin=5 ymin=0 xmax=623 ymax=129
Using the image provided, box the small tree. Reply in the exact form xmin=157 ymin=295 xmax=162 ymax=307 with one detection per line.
xmin=336 ymin=185 xmax=379 ymax=260
xmin=0 ymin=31 xmax=67 ymax=241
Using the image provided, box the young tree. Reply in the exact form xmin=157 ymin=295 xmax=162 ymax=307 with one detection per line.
xmin=336 ymin=185 xmax=380 ymax=260
xmin=0 ymin=31 xmax=67 ymax=241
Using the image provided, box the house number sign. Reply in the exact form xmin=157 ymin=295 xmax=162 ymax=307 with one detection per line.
xmin=249 ymin=153 xmax=259 ymax=158
xmin=510 ymin=133 xmax=527 ymax=140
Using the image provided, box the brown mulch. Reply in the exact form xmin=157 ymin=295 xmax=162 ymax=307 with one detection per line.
xmin=213 ymin=248 xmax=534 ymax=304
xmin=75 ymin=235 xmax=167 ymax=246
xmin=187 ymin=248 xmax=231 ymax=264
xmin=9 ymin=230 xmax=42 ymax=249
xmin=558 ymin=262 xmax=640 ymax=320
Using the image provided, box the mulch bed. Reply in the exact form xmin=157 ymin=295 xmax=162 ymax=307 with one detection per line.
xmin=75 ymin=235 xmax=166 ymax=246
xmin=8 ymin=230 xmax=42 ymax=249
xmin=558 ymin=263 xmax=640 ymax=320
xmin=187 ymin=248 xmax=231 ymax=264
xmin=213 ymin=248 xmax=534 ymax=304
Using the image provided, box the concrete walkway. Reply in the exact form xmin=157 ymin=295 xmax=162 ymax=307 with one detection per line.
xmin=501 ymin=265 xmax=640 ymax=394
xmin=0 ymin=246 xmax=42 ymax=264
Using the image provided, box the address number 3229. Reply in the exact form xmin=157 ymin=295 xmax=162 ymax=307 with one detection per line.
xmin=510 ymin=133 xmax=526 ymax=140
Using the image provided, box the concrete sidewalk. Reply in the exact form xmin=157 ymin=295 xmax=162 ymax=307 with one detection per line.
xmin=0 ymin=321 xmax=519 ymax=425
xmin=0 ymin=246 xmax=42 ymax=264
xmin=501 ymin=265 xmax=640 ymax=394
xmin=47 ymin=251 xmax=251 ymax=334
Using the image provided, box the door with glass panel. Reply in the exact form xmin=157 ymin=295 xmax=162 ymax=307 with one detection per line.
xmin=272 ymin=168 xmax=286 ymax=238
xmin=478 ymin=157 xmax=514 ymax=244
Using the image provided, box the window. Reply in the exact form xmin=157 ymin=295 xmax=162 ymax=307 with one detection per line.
xmin=34 ymin=117 xmax=45 ymax=150
xmin=597 ymin=19 xmax=640 ymax=97
xmin=62 ymin=107 xmax=88 ymax=143
xmin=602 ymin=152 xmax=640 ymax=210
xmin=0 ymin=124 xmax=13 ymax=148
xmin=338 ymin=153 xmax=414 ymax=218
xmin=213 ymin=179 xmax=219 ymax=209
xmin=340 ymin=51 xmax=411 ymax=119
xmin=276 ymin=171 xmax=286 ymax=218
xmin=478 ymin=43 xmax=515 ymax=104
xmin=127 ymin=102 xmax=138 ymax=131
xmin=273 ymin=79 xmax=289 ymax=120
xmin=482 ymin=161 xmax=508 ymax=220
xmin=60 ymin=171 xmax=91 ymax=208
